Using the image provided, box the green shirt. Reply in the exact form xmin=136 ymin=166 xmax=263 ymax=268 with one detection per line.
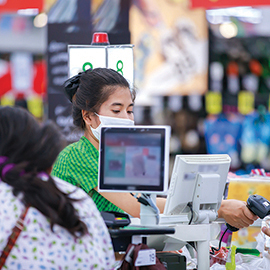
xmin=51 ymin=136 xmax=123 ymax=213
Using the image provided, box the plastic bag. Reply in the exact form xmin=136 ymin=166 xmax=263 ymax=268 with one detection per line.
xmin=210 ymin=219 xmax=270 ymax=270
xmin=210 ymin=252 xmax=270 ymax=270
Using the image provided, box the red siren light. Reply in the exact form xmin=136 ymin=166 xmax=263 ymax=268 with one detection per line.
xmin=91 ymin=32 xmax=110 ymax=45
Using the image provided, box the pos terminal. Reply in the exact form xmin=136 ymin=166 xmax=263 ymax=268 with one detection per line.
xmin=98 ymin=125 xmax=232 ymax=270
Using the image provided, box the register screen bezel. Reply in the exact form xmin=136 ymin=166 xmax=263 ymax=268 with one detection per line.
xmin=98 ymin=125 xmax=170 ymax=194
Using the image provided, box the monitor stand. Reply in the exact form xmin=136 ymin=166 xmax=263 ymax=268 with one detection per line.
xmin=137 ymin=193 xmax=222 ymax=270
xmin=140 ymin=194 xmax=159 ymax=226
xmin=140 ymin=194 xmax=189 ymax=226
xmin=159 ymin=213 xmax=189 ymax=225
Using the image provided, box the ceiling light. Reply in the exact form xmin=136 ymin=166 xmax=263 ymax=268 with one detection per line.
xmin=33 ymin=13 xmax=48 ymax=28
xmin=219 ymin=22 xmax=238 ymax=39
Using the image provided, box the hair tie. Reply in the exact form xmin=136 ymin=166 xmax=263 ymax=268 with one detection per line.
xmin=0 ymin=157 xmax=25 ymax=178
xmin=64 ymin=69 xmax=91 ymax=102
xmin=0 ymin=156 xmax=8 ymax=164
xmin=2 ymin=163 xmax=15 ymax=178
xmin=64 ymin=73 xmax=82 ymax=102
xmin=37 ymin=172 xmax=49 ymax=181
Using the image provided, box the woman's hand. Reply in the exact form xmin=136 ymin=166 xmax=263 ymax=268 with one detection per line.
xmin=218 ymin=199 xmax=258 ymax=229
xmin=262 ymin=226 xmax=270 ymax=237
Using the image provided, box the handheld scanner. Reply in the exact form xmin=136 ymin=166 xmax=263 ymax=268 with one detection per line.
xmin=247 ymin=194 xmax=270 ymax=219
xmin=226 ymin=194 xmax=270 ymax=232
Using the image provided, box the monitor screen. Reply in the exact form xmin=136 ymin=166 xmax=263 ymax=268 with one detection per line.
xmin=98 ymin=126 xmax=170 ymax=193
xmin=163 ymin=154 xmax=231 ymax=217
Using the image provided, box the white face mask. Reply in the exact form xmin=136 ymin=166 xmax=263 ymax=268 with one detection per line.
xmin=90 ymin=113 xmax=135 ymax=141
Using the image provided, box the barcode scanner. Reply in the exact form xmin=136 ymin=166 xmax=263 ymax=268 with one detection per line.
xmin=210 ymin=194 xmax=270 ymax=255
xmin=226 ymin=194 xmax=270 ymax=232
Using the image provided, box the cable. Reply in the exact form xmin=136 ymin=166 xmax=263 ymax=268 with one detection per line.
xmin=187 ymin=202 xmax=193 ymax=225
xmin=130 ymin=193 xmax=160 ymax=224
xmin=210 ymin=227 xmax=229 ymax=255
xmin=141 ymin=194 xmax=160 ymax=224
xmin=130 ymin=193 xmax=150 ymax=206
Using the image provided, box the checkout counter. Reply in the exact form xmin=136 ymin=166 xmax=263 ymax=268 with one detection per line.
xmin=98 ymin=126 xmax=231 ymax=270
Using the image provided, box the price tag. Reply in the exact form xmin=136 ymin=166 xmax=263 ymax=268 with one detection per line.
xmin=27 ymin=96 xmax=44 ymax=118
xmin=238 ymin=91 xmax=254 ymax=115
xmin=68 ymin=46 xmax=106 ymax=77
xmin=134 ymin=249 xmax=156 ymax=267
xmin=0 ymin=95 xmax=15 ymax=106
xmin=205 ymin=91 xmax=222 ymax=115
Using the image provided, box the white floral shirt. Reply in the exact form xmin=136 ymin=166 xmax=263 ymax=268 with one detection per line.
xmin=0 ymin=177 xmax=116 ymax=270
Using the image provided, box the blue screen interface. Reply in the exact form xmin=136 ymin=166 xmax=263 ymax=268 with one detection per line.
xmin=103 ymin=133 xmax=162 ymax=187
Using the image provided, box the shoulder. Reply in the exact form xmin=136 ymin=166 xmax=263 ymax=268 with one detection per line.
xmin=0 ymin=180 xmax=115 ymax=269
xmin=55 ymin=136 xmax=98 ymax=163
xmin=52 ymin=176 xmax=108 ymax=234
xmin=51 ymin=137 xmax=99 ymax=191
xmin=53 ymin=176 xmax=88 ymax=198
xmin=52 ymin=176 xmax=98 ymax=210
xmin=0 ymin=180 xmax=23 ymax=211
xmin=0 ymin=179 xmax=12 ymax=194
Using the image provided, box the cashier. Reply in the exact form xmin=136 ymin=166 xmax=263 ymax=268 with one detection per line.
xmin=52 ymin=68 xmax=257 ymax=229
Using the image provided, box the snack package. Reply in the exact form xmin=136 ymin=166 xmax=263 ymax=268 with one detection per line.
xmin=210 ymin=246 xmax=229 ymax=266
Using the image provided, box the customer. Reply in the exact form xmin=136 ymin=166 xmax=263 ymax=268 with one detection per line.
xmin=52 ymin=68 xmax=257 ymax=228
xmin=0 ymin=106 xmax=115 ymax=269
xmin=262 ymin=224 xmax=270 ymax=237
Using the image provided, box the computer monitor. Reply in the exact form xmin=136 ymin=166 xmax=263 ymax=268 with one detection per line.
xmin=163 ymin=154 xmax=231 ymax=223
xmin=98 ymin=125 xmax=171 ymax=194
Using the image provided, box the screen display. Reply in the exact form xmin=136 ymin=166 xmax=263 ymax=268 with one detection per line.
xmin=99 ymin=127 xmax=167 ymax=192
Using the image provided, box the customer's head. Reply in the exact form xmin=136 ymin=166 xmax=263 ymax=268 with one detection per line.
xmin=0 ymin=106 xmax=87 ymax=237
xmin=0 ymin=106 xmax=63 ymax=171
xmin=65 ymin=68 xmax=136 ymax=132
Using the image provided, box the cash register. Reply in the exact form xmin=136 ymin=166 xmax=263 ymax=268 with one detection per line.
xmin=98 ymin=125 xmax=186 ymax=269
xmin=98 ymin=125 xmax=231 ymax=270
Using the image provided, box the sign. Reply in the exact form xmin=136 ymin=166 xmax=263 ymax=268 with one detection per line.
xmin=191 ymin=0 xmax=269 ymax=9
xmin=238 ymin=91 xmax=254 ymax=115
xmin=107 ymin=46 xmax=134 ymax=86
xmin=27 ymin=96 xmax=44 ymax=118
xmin=0 ymin=95 xmax=14 ymax=106
xmin=68 ymin=46 xmax=106 ymax=77
xmin=0 ymin=0 xmax=43 ymax=12
xmin=130 ymin=0 xmax=208 ymax=98
xmin=47 ymin=22 xmax=92 ymax=142
xmin=205 ymin=92 xmax=222 ymax=115
xmin=68 ymin=45 xmax=134 ymax=87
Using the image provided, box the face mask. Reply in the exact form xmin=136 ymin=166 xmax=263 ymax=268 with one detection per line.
xmin=90 ymin=113 xmax=135 ymax=141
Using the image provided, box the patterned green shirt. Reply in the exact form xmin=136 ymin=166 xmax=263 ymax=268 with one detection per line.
xmin=51 ymin=136 xmax=123 ymax=213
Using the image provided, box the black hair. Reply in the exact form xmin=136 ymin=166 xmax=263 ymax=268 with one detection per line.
xmin=69 ymin=68 xmax=136 ymax=129
xmin=0 ymin=106 xmax=88 ymax=237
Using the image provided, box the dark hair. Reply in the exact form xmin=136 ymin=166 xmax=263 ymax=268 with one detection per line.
xmin=67 ymin=68 xmax=136 ymax=129
xmin=0 ymin=106 xmax=88 ymax=237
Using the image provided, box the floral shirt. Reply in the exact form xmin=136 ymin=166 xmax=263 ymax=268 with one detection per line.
xmin=0 ymin=177 xmax=116 ymax=270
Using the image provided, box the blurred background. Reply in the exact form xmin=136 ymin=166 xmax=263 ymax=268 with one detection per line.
xmin=1 ymin=0 xmax=270 ymax=174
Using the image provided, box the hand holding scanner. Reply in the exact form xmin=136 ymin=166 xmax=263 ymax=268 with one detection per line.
xmin=226 ymin=194 xmax=270 ymax=232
